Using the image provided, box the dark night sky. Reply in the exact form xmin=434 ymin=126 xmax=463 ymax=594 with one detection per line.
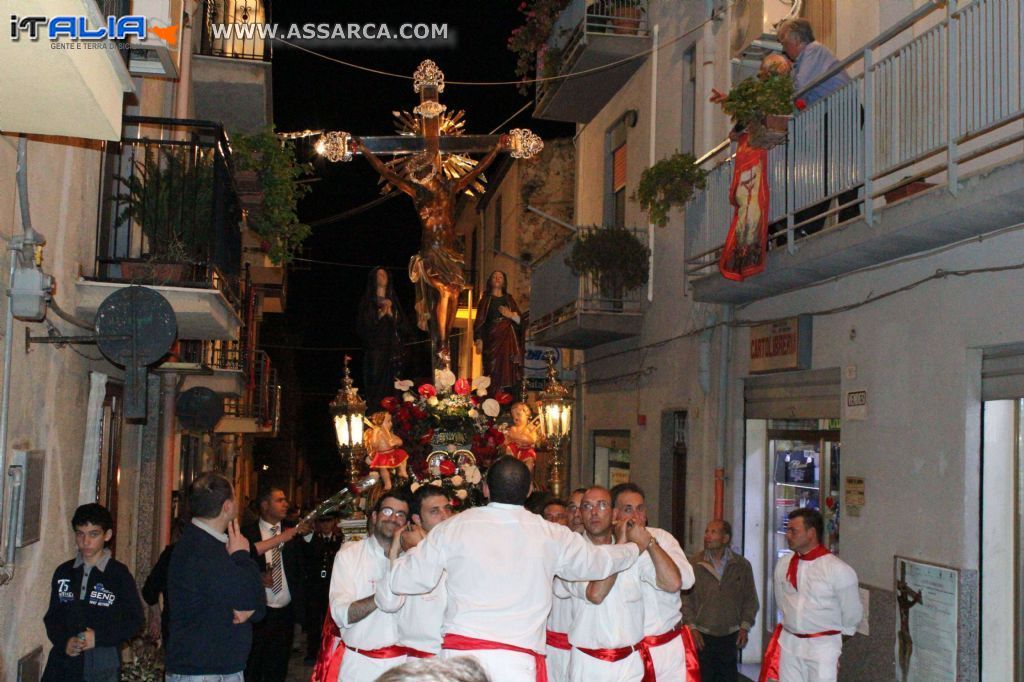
xmin=260 ymin=2 xmax=571 ymax=480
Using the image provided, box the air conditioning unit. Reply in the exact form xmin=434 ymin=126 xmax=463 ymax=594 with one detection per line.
xmin=730 ymin=0 xmax=793 ymax=62
xmin=129 ymin=0 xmax=183 ymax=78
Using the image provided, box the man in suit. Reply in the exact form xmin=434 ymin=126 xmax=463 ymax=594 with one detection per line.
xmin=242 ymin=486 xmax=311 ymax=682
xmin=303 ymin=511 xmax=344 ymax=663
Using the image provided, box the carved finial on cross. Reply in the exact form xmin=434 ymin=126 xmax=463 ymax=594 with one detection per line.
xmin=413 ymin=60 xmax=445 ymax=94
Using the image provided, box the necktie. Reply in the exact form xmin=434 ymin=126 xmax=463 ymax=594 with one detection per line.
xmin=270 ymin=525 xmax=284 ymax=594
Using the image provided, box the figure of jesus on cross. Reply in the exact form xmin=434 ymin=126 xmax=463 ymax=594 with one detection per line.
xmin=320 ymin=60 xmax=543 ymax=374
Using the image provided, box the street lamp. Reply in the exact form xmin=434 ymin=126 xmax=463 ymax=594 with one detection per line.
xmin=330 ymin=355 xmax=366 ymax=484
xmin=537 ymin=351 xmax=573 ymax=496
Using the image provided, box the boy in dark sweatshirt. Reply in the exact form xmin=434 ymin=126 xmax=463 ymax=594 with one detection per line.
xmin=42 ymin=503 xmax=144 ymax=682
xmin=166 ymin=471 xmax=266 ymax=680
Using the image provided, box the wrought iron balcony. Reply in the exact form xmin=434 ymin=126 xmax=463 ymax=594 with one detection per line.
xmin=684 ymin=0 xmax=1024 ymax=304
xmin=78 ymin=116 xmax=244 ymax=339
xmin=199 ymin=0 xmax=272 ymax=61
xmin=534 ymin=0 xmax=651 ymax=123
xmin=218 ymin=349 xmax=280 ymax=435
xmin=529 ymin=226 xmax=646 ymax=349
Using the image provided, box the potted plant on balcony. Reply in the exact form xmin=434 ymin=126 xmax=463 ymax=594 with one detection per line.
xmin=720 ymin=72 xmax=797 ymax=148
xmin=565 ymin=225 xmax=650 ymax=301
xmin=230 ymin=128 xmax=313 ymax=265
xmin=507 ymin=0 xmax=572 ymax=94
xmin=115 ymin=147 xmax=213 ymax=283
xmin=634 ymin=151 xmax=708 ymax=227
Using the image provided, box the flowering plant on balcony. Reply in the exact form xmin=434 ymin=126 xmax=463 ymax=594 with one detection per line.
xmin=507 ymin=0 xmax=572 ymax=93
xmin=720 ymin=72 xmax=796 ymax=129
xmin=230 ymin=128 xmax=314 ymax=265
xmin=635 ymin=152 xmax=708 ymax=227
xmin=566 ymin=225 xmax=651 ymax=294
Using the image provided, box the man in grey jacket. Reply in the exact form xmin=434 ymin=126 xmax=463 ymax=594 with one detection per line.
xmin=682 ymin=520 xmax=759 ymax=681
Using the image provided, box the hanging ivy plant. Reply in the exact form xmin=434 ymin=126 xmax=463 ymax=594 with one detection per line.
xmin=720 ymin=72 xmax=796 ymax=129
xmin=230 ymin=128 xmax=313 ymax=265
xmin=566 ymin=226 xmax=650 ymax=293
xmin=634 ymin=152 xmax=707 ymax=227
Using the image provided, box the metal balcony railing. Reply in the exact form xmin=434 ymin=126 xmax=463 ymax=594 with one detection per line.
xmin=95 ymin=116 xmax=243 ymax=302
xmin=199 ymin=0 xmax=272 ymax=61
xmin=685 ymin=0 xmax=1024 ymax=280
xmin=224 ymin=350 xmax=279 ymax=430
xmin=536 ymin=0 xmax=650 ymax=106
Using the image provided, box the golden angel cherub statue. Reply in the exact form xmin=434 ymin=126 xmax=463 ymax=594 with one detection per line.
xmin=502 ymin=402 xmax=541 ymax=473
xmin=364 ymin=411 xmax=409 ymax=491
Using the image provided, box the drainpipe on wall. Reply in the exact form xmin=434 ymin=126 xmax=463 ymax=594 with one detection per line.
xmin=647 ymin=24 xmax=658 ymax=302
xmin=173 ymin=2 xmax=196 ymax=121
xmin=714 ymin=304 xmax=732 ymax=521
xmin=701 ymin=1 xmax=720 ymax=154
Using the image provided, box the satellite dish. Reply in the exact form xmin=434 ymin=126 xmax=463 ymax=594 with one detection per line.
xmin=95 ymin=286 xmax=177 ymax=419
xmin=176 ymin=386 xmax=224 ymax=432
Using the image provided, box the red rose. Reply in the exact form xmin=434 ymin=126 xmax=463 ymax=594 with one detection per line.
xmin=410 ymin=406 xmax=428 ymax=420
xmin=454 ymin=378 xmax=471 ymax=396
xmin=470 ymin=396 xmax=479 ymax=406
xmin=380 ymin=397 xmax=398 ymax=412
xmin=418 ymin=384 xmax=437 ymax=398
xmin=439 ymin=460 xmax=457 ymax=476
xmin=795 ymin=98 xmax=807 ymax=111
xmin=495 ymin=391 xmax=514 ymax=405
xmin=451 ymin=497 xmax=463 ymax=509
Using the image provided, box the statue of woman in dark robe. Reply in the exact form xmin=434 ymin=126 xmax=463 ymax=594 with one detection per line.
xmin=473 ymin=270 xmax=524 ymax=393
xmin=357 ymin=267 xmax=407 ymax=411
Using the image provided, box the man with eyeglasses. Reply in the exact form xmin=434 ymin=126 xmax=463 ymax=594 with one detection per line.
xmin=375 ymin=485 xmax=454 ymax=659
xmin=610 ymin=482 xmax=698 ymax=681
xmin=390 ymin=456 xmax=647 ymax=682
xmin=560 ymin=486 xmax=683 ymax=681
xmin=325 ymin=491 xmax=412 ymax=680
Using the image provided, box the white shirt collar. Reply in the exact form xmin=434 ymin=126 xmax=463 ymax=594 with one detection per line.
xmin=259 ymin=518 xmax=282 ymax=534
xmin=192 ymin=518 xmax=228 ymax=543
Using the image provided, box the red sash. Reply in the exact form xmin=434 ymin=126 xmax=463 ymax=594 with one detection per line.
xmin=758 ymin=623 xmax=842 ymax=682
xmin=639 ymin=626 xmax=702 ymax=682
xmin=576 ymin=643 xmax=639 ymax=663
xmin=546 ymin=630 xmax=571 ymax=651
xmin=310 ymin=612 xmax=407 ymax=682
xmin=786 ymin=545 xmax=830 ymax=589
xmin=403 ymin=647 xmax=435 ymax=659
xmin=443 ymin=633 xmax=548 ymax=682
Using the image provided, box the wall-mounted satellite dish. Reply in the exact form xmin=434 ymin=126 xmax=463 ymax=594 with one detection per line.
xmin=95 ymin=286 xmax=177 ymax=419
xmin=176 ymin=386 xmax=224 ymax=432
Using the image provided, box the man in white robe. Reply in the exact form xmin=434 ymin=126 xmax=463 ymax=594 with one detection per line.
xmin=611 ymin=482 xmax=697 ymax=680
xmin=542 ymin=498 xmax=574 ymax=682
xmin=389 ymin=456 xmax=647 ymax=682
xmin=771 ymin=508 xmax=861 ymax=682
xmin=326 ymin=491 xmax=411 ymax=681
xmin=563 ymin=486 xmax=682 ymax=682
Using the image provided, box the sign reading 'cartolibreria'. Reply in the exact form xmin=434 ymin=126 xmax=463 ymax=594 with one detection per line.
xmin=749 ymin=315 xmax=812 ymax=373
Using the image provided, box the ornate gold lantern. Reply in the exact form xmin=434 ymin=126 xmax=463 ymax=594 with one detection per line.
xmin=330 ymin=356 xmax=366 ymax=484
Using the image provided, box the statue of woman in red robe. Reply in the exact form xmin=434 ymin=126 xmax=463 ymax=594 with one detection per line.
xmin=473 ymin=270 xmax=524 ymax=393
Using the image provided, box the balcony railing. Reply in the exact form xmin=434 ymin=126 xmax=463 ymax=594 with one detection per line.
xmin=95 ymin=116 xmax=243 ymax=301
xmin=534 ymin=0 xmax=651 ymax=122
xmin=223 ymin=350 xmax=279 ymax=428
xmin=685 ymin=0 xmax=1024 ymax=294
xmin=529 ymin=226 xmax=647 ymax=348
xmin=200 ymin=0 xmax=272 ymax=61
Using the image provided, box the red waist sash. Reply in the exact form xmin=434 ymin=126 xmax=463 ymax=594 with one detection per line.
xmin=347 ymin=644 xmax=410 ymax=658
xmin=311 ymin=612 xmax=408 ymax=682
xmin=402 ymin=647 xmax=436 ymax=658
xmin=443 ymin=633 xmax=548 ymax=682
xmin=546 ymin=630 xmax=571 ymax=651
xmin=639 ymin=626 xmax=702 ymax=682
xmin=759 ymin=624 xmax=842 ymax=682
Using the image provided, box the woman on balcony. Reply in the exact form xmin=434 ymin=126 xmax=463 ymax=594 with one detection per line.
xmin=357 ymin=267 xmax=408 ymax=412
xmin=473 ymin=270 xmax=524 ymax=394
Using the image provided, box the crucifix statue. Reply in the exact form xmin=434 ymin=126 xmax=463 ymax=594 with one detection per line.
xmin=315 ymin=60 xmax=543 ymax=374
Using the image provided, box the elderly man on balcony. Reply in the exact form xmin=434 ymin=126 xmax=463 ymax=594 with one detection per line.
xmin=777 ymin=19 xmax=850 ymax=106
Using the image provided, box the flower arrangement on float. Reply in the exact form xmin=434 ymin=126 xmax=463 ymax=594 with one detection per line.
xmin=373 ymin=372 xmax=516 ymax=508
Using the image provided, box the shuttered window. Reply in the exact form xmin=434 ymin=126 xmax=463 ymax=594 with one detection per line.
xmin=612 ymin=144 xmax=627 ymax=191
xmin=744 ymin=368 xmax=842 ymax=419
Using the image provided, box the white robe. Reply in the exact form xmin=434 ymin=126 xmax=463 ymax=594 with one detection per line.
xmin=642 ymin=527 xmax=696 ymax=680
xmin=546 ymin=580 xmax=575 ymax=682
xmin=773 ymin=551 xmax=861 ymax=681
xmin=390 ymin=502 xmax=639 ymax=682
xmin=328 ymin=536 xmax=405 ymax=680
xmin=375 ymin=553 xmax=447 ymax=656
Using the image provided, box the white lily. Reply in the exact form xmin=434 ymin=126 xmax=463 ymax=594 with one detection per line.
xmin=403 ymin=392 xmax=415 ymax=402
xmin=472 ymin=375 xmax=492 ymax=396
xmin=482 ymin=399 xmax=500 ymax=418
xmin=395 ymin=379 xmax=414 ymax=391
xmin=436 ymin=369 xmax=456 ymax=389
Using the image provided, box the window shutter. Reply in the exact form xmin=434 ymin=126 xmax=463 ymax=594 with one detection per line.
xmin=613 ymin=144 xmax=627 ymax=192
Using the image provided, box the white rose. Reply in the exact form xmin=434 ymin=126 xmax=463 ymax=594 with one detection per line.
xmin=428 ymin=396 xmax=439 ymax=407
xmin=450 ymin=475 xmax=464 ymax=486
xmin=403 ymin=392 xmax=415 ymax=402
xmin=482 ymin=399 xmax=500 ymax=417
xmin=456 ymin=489 xmax=469 ymax=500
xmin=431 ymin=479 xmax=442 ymax=487
xmin=468 ymin=408 xmax=479 ymax=419
xmin=465 ymin=465 xmax=482 ymax=484
xmin=410 ymin=482 xmax=421 ymax=492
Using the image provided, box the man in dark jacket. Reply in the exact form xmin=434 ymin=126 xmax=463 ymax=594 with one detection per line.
xmin=42 ymin=503 xmax=144 ymax=682
xmin=303 ymin=511 xmax=344 ymax=663
xmin=682 ymin=519 xmax=760 ymax=682
xmin=241 ymin=485 xmax=310 ymax=681
xmin=166 ymin=472 xmax=266 ymax=681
